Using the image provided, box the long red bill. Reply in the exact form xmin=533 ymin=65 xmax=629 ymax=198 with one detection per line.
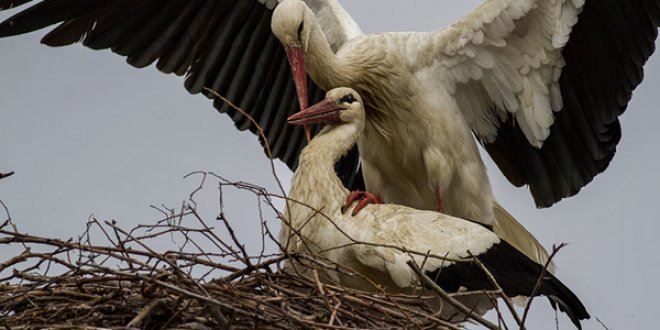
xmin=287 ymin=98 xmax=342 ymax=126
xmin=286 ymin=46 xmax=311 ymax=141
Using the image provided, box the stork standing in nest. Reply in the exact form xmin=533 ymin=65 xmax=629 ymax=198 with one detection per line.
xmin=282 ymin=87 xmax=590 ymax=328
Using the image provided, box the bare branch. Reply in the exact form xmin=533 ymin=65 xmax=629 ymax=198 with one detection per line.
xmin=520 ymin=243 xmax=567 ymax=327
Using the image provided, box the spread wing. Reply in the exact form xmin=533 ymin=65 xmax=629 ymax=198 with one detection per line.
xmin=411 ymin=0 xmax=659 ymax=207
xmin=0 ymin=0 xmax=365 ymax=190
xmin=301 ymin=0 xmax=362 ymax=52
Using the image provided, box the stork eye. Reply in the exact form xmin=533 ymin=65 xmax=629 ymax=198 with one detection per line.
xmin=340 ymin=94 xmax=356 ymax=104
xmin=297 ymin=22 xmax=304 ymax=41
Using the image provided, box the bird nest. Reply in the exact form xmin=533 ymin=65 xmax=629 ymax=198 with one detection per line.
xmin=0 ymin=170 xmax=552 ymax=330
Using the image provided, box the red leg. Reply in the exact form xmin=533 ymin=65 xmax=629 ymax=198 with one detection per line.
xmin=436 ymin=190 xmax=444 ymax=213
xmin=342 ymin=191 xmax=363 ymax=214
xmin=342 ymin=191 xmax=383 ymax=216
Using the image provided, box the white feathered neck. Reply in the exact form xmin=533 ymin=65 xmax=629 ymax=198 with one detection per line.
xmin=285 ymin=121 xmax=362 ymax=234
xmin=303 ymin=7 xmax=353 ymax=90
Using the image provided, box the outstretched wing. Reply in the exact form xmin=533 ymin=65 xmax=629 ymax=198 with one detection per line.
xmin=411 ymin=0 xmax=659 ymax=207
xmin=0 ymin=0 xmax=364 ymax=190
xmin=302 ymin=0 xmax=362 ymax=52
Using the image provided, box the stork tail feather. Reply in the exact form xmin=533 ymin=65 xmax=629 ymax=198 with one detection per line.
xmin=492 ymin=201 xmax=555 ymax=273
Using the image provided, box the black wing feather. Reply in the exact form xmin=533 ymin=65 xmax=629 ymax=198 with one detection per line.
xmin=484 ymin=0 xmax=659 ymax=208
xmin=429 ymin=241 xmax=590 ymax=329
xmin=0 ymin=0 xmax=365 ymax=191
xmin=0 ymin=0 xmax=31 ymax=10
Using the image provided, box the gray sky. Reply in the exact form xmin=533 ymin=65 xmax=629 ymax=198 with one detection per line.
xmin=1 ymin=1 xmax=659 ymax=328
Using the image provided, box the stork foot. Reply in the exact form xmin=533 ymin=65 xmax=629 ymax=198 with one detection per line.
xmin=342 ymin=191 xmax=383 ymax=216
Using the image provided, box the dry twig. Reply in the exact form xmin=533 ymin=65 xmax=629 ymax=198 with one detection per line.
xmin=0 ymin=172 xmax=14 ymax=180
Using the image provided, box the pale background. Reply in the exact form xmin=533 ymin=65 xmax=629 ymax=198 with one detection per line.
xmin=1 ymin=1 xmax=659 ymax=329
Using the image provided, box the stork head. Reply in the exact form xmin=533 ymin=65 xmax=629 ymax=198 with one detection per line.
xmin=272 ymin=0 xmax=314 ymax=111
xmin=287 ymin=88 xmax=365 ymax=127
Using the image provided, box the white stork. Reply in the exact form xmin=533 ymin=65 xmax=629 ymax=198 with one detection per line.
xmin=271 ymin=0 xmax=660 ymax=265
xmin=283 ymin=87 xmax=590 ymax=328
xmin=0 ymin=1 xmax=658 ymax=263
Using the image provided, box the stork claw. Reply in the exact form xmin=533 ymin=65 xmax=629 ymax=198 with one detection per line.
xmin=342 ymin=191 xmax=383 ymax=216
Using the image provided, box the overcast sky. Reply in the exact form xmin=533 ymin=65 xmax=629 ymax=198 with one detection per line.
xmin=1 ymin=1 xmax=659 ymax=329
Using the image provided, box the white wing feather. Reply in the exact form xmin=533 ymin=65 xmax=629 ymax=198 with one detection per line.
xmin=409 ymin=0 xmax=584 ymax=148
xmin=344 ymin=207 xmax=500 ymax=288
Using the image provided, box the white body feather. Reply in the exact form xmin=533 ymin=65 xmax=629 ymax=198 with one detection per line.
xmin=282 ymin=122 xmax=500 ymax=294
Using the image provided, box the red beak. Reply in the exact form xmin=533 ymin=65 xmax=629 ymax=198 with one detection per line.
xmin=287 ymin=98 xmax=342 ymax=126
xmin=286 ymin=46 xmax=311 ymax=141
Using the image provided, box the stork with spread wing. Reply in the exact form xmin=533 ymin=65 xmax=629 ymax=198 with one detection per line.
xmin=283 ymin=87 xmax=590 ymax=329
xmin=1 ymin=0 xmax=658 ymax=267
xmin=271 ymin=0 xmax=659 ymax=263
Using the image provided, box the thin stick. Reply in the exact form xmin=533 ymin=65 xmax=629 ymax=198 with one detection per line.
xmin=520 ymin=243 xmax=567 ymax=327
xmin=469 ymin=252 xmax=524 ymax=329
xmin=202 ymin=88 xmax=286 ymax=197
xmin=0 ymin=172 xmax=14 ymax=180
xmin=126 ymin=298 xmax=166 ymax=327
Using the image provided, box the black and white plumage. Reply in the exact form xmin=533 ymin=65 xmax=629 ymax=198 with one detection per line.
xmin=478 ymin=0 xmax=660 ymax=206
xmin=270 ymin=0 xmax=660 ymax=212
xmin=427 ymin=241 xmax=588 ymax=328
xmin=0 ymin=0 xmax=364 ymax=189
xmin=283 ymin=88 xmax=590 ymax=328
xmin=270 ymin=0 xmax=659 ymax=267
xmin=1 ymin=0 xmax=657 ymax=209
xmin=0 ymin=0 xmax=658 ymax=265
